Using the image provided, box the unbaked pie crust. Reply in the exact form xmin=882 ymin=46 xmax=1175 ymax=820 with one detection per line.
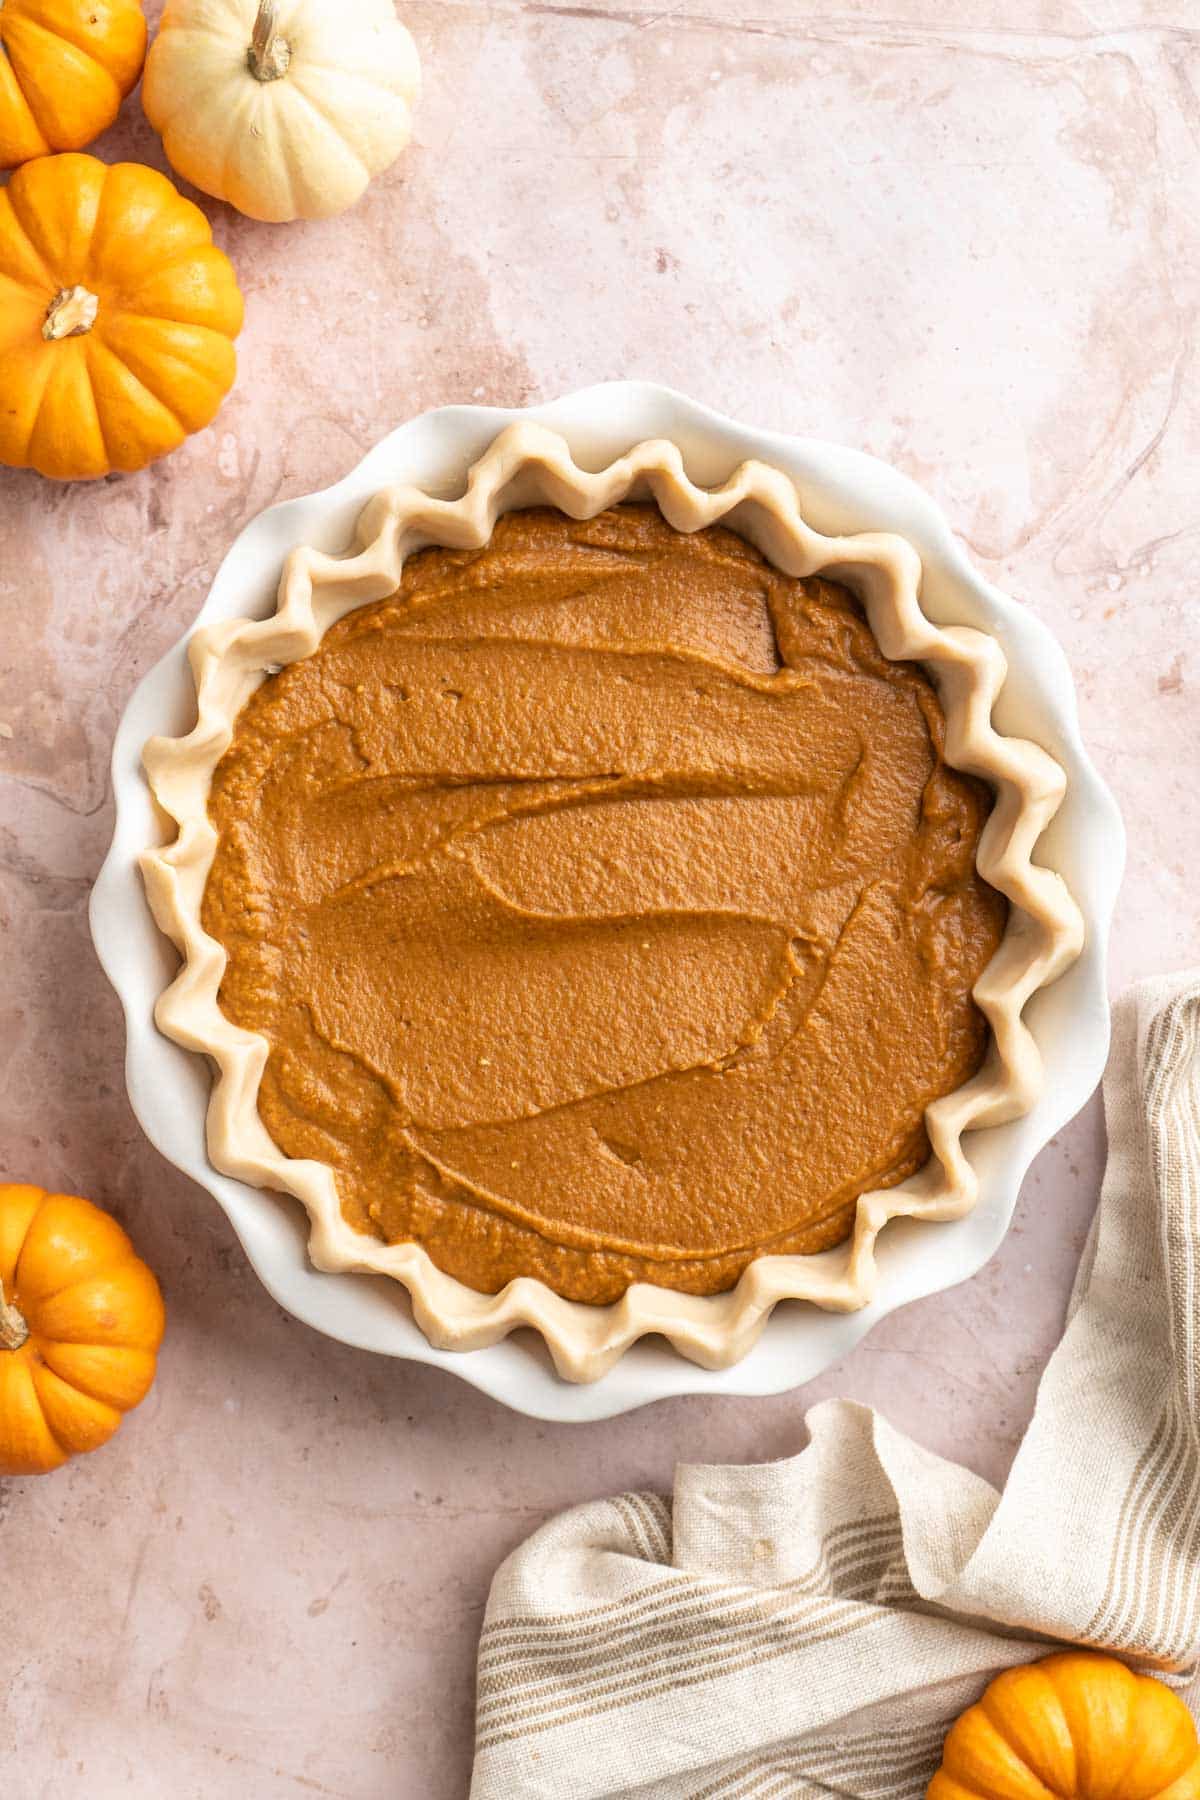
xmin=140 ymin=423 xmax=1084 ymax=1381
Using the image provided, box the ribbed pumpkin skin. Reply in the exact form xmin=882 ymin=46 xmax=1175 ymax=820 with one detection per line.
xmin=0 ymin=0 xmax=147 ymax=168
xmin=0 ymin=1183 xmax=165 ymax=1476
xmin=929 ymin=1652 xmax=1200 ymax=1800
xmin=0 ymin=153 xmax=244 ymax=480
xmin=143 ymin=0 xmax=420 ymax=222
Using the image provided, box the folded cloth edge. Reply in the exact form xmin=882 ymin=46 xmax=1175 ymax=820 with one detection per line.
xmin=471 ymin=969 xmax=1200 ymax=1800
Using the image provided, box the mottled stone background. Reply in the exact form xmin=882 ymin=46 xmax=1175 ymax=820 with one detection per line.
xmin=1 ymin=2 xmax=1197 ymax=1793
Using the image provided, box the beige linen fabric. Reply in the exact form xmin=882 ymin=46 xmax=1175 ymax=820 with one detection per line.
xmin=470 ymin=971 xmax=1200 ymax=1799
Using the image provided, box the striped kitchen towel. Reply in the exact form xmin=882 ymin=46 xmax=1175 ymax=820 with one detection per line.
xmin=470 ymin=969 xmax=1200 ymax=1799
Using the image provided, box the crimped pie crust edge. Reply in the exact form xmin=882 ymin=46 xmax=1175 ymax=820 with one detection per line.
xmin=139 ymin=422 xmax=1084 ymax=1382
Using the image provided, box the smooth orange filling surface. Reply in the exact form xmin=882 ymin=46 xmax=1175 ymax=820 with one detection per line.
xmin=202 ymin=505 xmax=1007 ymax=1304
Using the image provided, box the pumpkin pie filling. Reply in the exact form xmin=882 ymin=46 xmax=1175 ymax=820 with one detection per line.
xmin=201 ymin=505 xmax=1007 ymax=1305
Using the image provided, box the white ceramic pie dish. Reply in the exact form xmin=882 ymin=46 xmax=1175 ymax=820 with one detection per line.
xmin=91 ymin=381 xmax=1125 ymax=1422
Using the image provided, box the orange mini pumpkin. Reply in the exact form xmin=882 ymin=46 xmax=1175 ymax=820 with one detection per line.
xmin=929 ymin=1651 xmax=1200 ymax=1800
xmin=0 ymin=0 xmax=147 ymax=168
xmin=0 ymin=1183 xmax=165 ymax=1476
xmin=0 ymin=152 xmax=244 ymax=480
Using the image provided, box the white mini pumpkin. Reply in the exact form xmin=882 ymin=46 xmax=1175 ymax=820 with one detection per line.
xmin=142 ymin=0 xmax=420 ymax=223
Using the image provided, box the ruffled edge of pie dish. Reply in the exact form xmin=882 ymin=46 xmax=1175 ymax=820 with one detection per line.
xmin=139 ymin=422 xmax=1085 ymax=1382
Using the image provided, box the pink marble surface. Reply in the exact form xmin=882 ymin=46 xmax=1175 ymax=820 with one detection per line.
xmin=1 ymin=1 xmax=1198 ymax=1793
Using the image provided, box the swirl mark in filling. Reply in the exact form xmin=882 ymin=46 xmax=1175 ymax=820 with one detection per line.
xmin=202 ymin=506 xmax=1006 ymax=1303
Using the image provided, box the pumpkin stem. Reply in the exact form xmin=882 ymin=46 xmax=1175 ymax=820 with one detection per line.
xmin=43 ymin=285 xmax=99 ymax=341
xmin=0 ymin=1281 xmax=29 ymax=1353
xmin=248 ymin=0 xmax=292 ymax=80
